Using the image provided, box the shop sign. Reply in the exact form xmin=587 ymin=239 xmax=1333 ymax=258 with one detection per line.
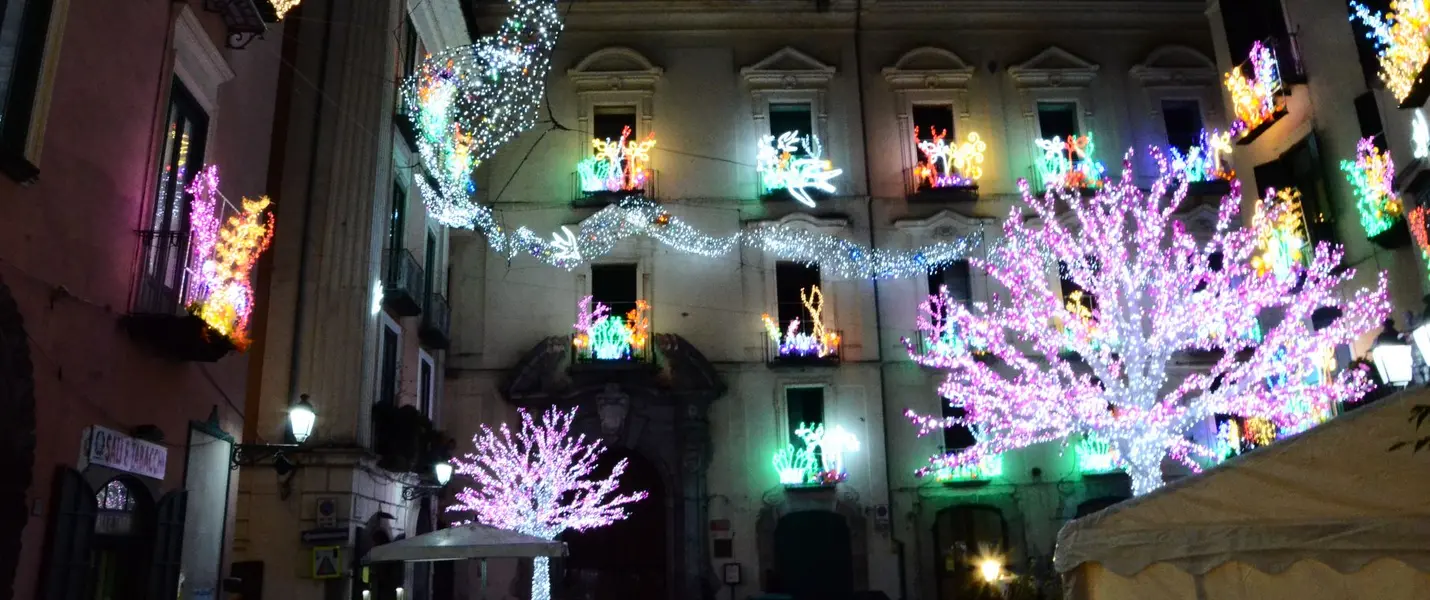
xmin=83 ymin=425 xmax=168 ymax=480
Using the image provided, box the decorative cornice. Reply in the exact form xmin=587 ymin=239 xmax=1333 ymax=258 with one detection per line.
xmin=741 ymin=46 xmax=836 ymax=90
xmin=173 ymin=5 xmax=235 ymax=111
xmin=1008 ymin=46 xmax=1099 ymax=89
xmin=567 ymin=47 xmax=664 ymax=94
xmin=882 ymin=47 xmax=975 ymax=90
xmin=1129 ymin=45 xmax=1218 ymax=88
xmin=893 ymin=209 xmax=989 ymax=234
xmin=748 ymin=212 xmax=849 ymax=234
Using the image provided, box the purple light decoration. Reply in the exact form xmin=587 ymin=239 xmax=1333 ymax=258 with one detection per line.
xmin=448 ymin=406 xmax=647 ymax=600
xmin=186 ymin=165 xmax=222 ymax=302
xmin=904 ymin=146 xmax=1390 ymax=496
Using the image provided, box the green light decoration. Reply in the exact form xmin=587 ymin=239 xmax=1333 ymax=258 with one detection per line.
xmin=588 ymin=316 xmax=631 ymax=360
xmin=1074 ymin=436 xmax=1120 ymax=474
xmin=932 ymin=453 xmax=1003 ymax=482
xmin=771 ymin=423 xmax=859 ymax=486
xmin=1340 ymin=137 xmax=1404 ymax=238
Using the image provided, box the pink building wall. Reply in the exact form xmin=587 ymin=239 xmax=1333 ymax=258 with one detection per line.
xmin=0 ymin=0 xmax=281 ymax=597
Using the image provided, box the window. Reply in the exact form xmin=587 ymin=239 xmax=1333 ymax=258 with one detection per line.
xmin=785 ymin=386 xmax=825 ymax=447
xmin=418 ymin=350 xmax=435 ymax=417
xmin=1036 ymin=101 xmax=1079 ymax=140
xmin=1354 ymin=92 xmax=1385 ymax=149
xmin=592 ymin=105 xmax=637 ymax=146
xmin=423 ymin=229 xmax=437 ymax=302
xmin=153 ymin=80 xmax=209 ymax=234
xmin=1161 ymin=100 xmax=1204 ymax=153
xmin=776 ymin=262 xmax=821 ymax=334
xmin=928 ymin=260 xmax=972 ymax=305
xmin=1058 ymin=260 xmax=1097 ymax=313
xmin=388 ymin=180 xmax=407 ymax=252
xmin=0 ymin=0 xmax=57 ymax=179
xmin=769 ymin=102 xmax=814 ymax=150
xmin=912 ymin=103 xmax=955 ymax=157
xmin=1221 ymin=0 xmax=1291 ymax=67
xmin=377 ymin=316 xmax=400 ymax=407
xmin=590 ymin=263 xmax=638 ymax=318
xmin=402 ymin=16 xmax=419 ymax=81
xmin=940 ymin=400 xmax=975 ymax=453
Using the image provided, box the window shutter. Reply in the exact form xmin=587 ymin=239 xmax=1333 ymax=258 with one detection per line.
xmin=40 ymin=468 xmax=96 ymax=600
xmin=146 ymin=491 xmax=187 ymax=600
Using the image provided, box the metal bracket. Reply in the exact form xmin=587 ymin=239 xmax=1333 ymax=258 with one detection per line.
xmin=230 ymin=443 xmax=302 ymax=470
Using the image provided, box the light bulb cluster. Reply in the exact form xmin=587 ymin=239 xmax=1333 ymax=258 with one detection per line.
xmin=761 ymin=285 xmax=840 ymax=358
xmin=771 ymin=422 xmax=859 ymax=486
xmin=1341 ymin=137 xmax=1405 ymax=238
xmin=914 ymin=128 xmax=986 ymax=188
xmin=757 ymin=132 xmax=843 ymax=207
xmin=1073 ymin=435 xmax=1119 ymax=474
xmin=448 ymin=406 xmax=647 ymax=600
xmin=571 ymin=296 xmax=649 ymax=360
xmin=1035 ymin=133 xmax=1106 ymax=189
xmin=184 ymin=165 xmax=275 ymax=351
xmin=903 ymin=147 xmax=1390 ymax=496
xmin=1168 ymin=129 xmax=1234 ymax=183
xmin=1350 ymin=1 xmax=1430 ymax=105
xmin=270 ymin=0 xmax=301 ymax=20
xmin=1226 ymin=41 xmax=1285 ymax=139
xmin=578 ymin=126 xmax=655 ymax=193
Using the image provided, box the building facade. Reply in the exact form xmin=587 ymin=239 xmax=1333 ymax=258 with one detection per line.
xmin=0 ymin=0 xmax=281 ymax=599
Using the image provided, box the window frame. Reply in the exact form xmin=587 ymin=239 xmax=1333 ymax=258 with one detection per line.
xmin=882 ymin=47 xmax=976 ymax=180
xmin=0 ymin=0 xmax=68 ymax=183
xmin=417 ymin=348 xmax=436 ymax=419
xmin=1159 ymin=98 xmax=1206 ymax=153
xmin=375 ymin=311 xmax=402 ymax=408
xmin=778 ymin=383 xmax=830 ymax=448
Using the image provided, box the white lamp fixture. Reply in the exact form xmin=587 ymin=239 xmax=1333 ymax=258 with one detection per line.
xmin=1372 ymin=319 xmax=1414 ymax=387
xmin=433 ymin=461 xmax=454 ymax=486
xmin=289 ymin=394 xmax=318 ymax=444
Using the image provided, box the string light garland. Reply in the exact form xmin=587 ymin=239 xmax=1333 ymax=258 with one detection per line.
xmin=572 ymin=296 xmax=649 ymax=360
xmin=1350 ymin=1 xmax=1430 ymax=106
xmin=1035 ymin=133 xmax=1106 ymax=189
xmin=903 ymin=147 xmax=1390 ymax=496
xmin=1226 ymin=41 xmax=1285 ymax=140
xmin=184 ymin=166 xmax=275 ymax=351
xmin=448 ymin=406 xmax=647 ymax=600
xmin=761 ymin=285 xmax=840 ymax=358
xmin=757 ymin=132 xmax=843 ymax=207
xmin=914 ymin=128 xmax=986 ymax=188
xmin=1340 ymin=137 xmax=1404 ymax=238
xmin=771 ymin=422 xmax=860 ymax=486
xmin=578 ymin=126 xmax=655 ymax=193
xmin=1168 ymin=129 xmax=1234 ymax=183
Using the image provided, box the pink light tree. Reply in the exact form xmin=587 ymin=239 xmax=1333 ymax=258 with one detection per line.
xmin=447 ymin=406 xmax=647 ymax=600
xmin=905 ymin=149 xmax=1391 ymax=496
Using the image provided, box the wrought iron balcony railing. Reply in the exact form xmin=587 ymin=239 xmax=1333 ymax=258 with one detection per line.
xmin=419 ymin=292 xmax=451 ymax=350
xmin=383 ymin=248 xmax=425 ymax=317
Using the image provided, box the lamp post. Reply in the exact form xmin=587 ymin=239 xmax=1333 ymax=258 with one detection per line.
xmin=231 ymin=394 xmax=319 ymax=469
xmin=402 ymin=460 xmax=453 ymax=500
xmin=1372 ymin=319 xmax=1414 ymax=388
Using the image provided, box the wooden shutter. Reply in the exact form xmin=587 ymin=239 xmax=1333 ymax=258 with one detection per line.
xmin=40 ymin=468 xmax=96 ymax=600
xmin=146 ymin=490 xmax=187 ymax=600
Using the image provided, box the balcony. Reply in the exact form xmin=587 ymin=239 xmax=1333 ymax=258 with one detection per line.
xmin=570 ymin=298 xmax=656 ymax=370
xmin=382 ymin=248 xmax=425 ymax=317
xmin=904 ymin=167 xmax=978 ymax=203
xmin=121 ymin=230 xmax=235 ymax=362
xmin=1226 ymin=40 xmax=1290 ymax=146
xmin=1033 ymin=133 xmax=1107 ymax=193
xmin=419 ymin=292 xmax=450 ymax=350
xmin=756 ymin=133 xmax=842 ymax=207
xmin=762 ymin=328 xmax=841 ymax=368
xmin=906 ymin=130 xmax=986 ymax=202
xmin=572 ymin=169 xmax=658 ymax=208
xmin=202 ymin=0 xmax=285 ymax=49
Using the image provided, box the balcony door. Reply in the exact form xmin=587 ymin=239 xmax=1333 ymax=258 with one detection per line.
xmin=138 ymin=80 xmax=207 ymax=314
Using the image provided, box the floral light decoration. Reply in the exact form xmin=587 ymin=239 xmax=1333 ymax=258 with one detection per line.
xmin=572 ymin=296 xmax=650 ymax=361
xmin=772 ymin=423 xmax=859 ymax=486
xmin=577 ymin=126 xmax=656 ymax=193
xmin=183 ymin=166 xmax=275 ymax=351
xmin=269 ymin=0 xmax=301 ymax=20
xmin=1035 ymin=133 xmax=1106 ymax=189
xmin=1225 ymin=41 xmax=1286 ymax=140
xmin=1249 ymin=188 xmax=1308 ymax=283
xmin=1340 ymin=137 xmax=1405 ymax=238
xmin=761 ymin=285 xmax=840 ymax=358
xmin=448 ymin=406 xmax=646 ymax=600
xmin=1410 ymin=206 xmax=1430 ymax=282
xmin=903 ymin=146 xmax=1389 ymax=496
xmin=757 ymin=131 xmax=843 ymax=207
xmin=914 ymin=127 xmax=987 ymax=188
xmin=903 ymin=285 xmax=986 ymax=367
xmin=1169 ymin=129 xmax=1235 ymax=183
xmin=1350 ymin=1 xmax=1430 ymax=106
xmin=1074 ymin=435 xmax=1120 ymax=474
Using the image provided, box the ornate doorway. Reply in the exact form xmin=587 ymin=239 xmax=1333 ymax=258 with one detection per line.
xmin=773 ymin=511 xmax=853 ymax=600
xmin=560 ymin=449 xmax=667 ymax=600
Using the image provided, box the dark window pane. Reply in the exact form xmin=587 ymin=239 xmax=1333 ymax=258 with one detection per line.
xmin=403 ymin=17 xmax=418 ymax=79
xmin=776 ymin=262 xmax=821 ymax=334
xmin=1037 ymin=102 xmax=1079 ymax=140
xmin=785 ymin=387 xmax=825 ymax=446
xmin=379 ymin=326 xmax=399 ymax=406
xmin=152 ymin=81 xmax=208 ymax=233
xmin=389 ymin=182 xmax=407 ymax=252
xmin=928 ymin=260 xmax=972 ymax=304
xmin=769 ymin=103 xmax=813 ymax=139
xmin=1221 ymin=0 xmax=1290 ymax=65
xmin=592 ymin=106 xmax=637 ymax=147
xmin=1161 ymin=100 xmax=1204 ymax=153
xmin=1354 ymin=92 xmax=1385 ymax=146
xmin=424 ymin=230 xmax=437 ymax=300
xmin=0 ymin=0 xmax=55 ymax=154
xmin=941 ymin=400 xmax=975 ymax=452
xmin=419 ymin=357 xmax=433 ymax=416
xmin=912 ymin=104 xmax=956 ymax=156
xmin=1058 ymin=260 xmax=1097 ymax=312
xmin=591 ymin=263 xmax=638 ymax=318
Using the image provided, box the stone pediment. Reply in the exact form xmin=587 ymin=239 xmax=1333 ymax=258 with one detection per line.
xmin=894 ymin=209 xmax=988 ymax=237
xmin=741 ymin=47 xmax=836 ymax=89
xmin=1129 ymin=45 xmax=1218 ymax=87
xmin=1008 ymin=46 xmax=1099 ymax=88
xmin=882 ymin=47 xmax=975 ymax=90
xmin=567 ymin=47 xmax=663 ymax=93
xmin=748 ymin=212 xmax=849 ymax=234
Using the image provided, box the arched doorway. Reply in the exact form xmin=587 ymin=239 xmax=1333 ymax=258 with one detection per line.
xmin=933 ymin=505 xmax=1007 ymax=600
xmin=559 ymin=448 xmax=666 ymax=600
xmin=773 ymin=510 xmax=853 ymax=600
xmin=0 ymin=278 xmax=34 ymax=599
xmin=91 ymin=477 xmax=155 ymax=600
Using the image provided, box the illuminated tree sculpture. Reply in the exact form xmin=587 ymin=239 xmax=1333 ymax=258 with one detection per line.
xmin=448 ymin=406 xmax=647 ymax=600
xmin=904 ymin=148 xmax=1390 ymax=496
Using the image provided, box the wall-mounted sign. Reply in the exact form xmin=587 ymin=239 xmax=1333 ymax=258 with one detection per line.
xmin=313 ymin=546 xmax=342 ymax=579
xmin=316 ymin=497 xmax=339 ymax=528
xmin=82 ymin=425 xmax=167 ymax=480
xmin=722 ymin=562 xmax=742 ymax=585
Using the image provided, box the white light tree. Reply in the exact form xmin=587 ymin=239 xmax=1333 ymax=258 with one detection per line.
xmin=448 ymin=406 xmax=647 ymax=600
xmin=905 ymin=149 xmax=1391 ymax=495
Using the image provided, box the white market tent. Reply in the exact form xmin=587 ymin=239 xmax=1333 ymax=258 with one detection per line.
xmin=1054 ymin=390 xmax=1430 ymax=600
xmin=365 ymin=524 xmax=567 ymax=563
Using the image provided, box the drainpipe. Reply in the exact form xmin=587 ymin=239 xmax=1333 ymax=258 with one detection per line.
xmin=852 ymin=0 xmax=909 ymax=599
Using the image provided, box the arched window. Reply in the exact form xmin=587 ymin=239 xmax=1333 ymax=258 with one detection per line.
xmin=934 ymin=505 xmax=1008 ymax=600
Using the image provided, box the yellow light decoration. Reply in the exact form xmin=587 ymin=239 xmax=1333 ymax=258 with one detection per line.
xmin=271 ymin=0 xmax=301 ymax=21
xmin=1351 ymin=1 xmax=1430 ymax=105
xmin=1225 ymin=41 xmax=1284 ymax=139
xmin=189 ymin=196 xmax=275 ymax=350
xmin=914 ymin=128 xmax=987 ymax=187
xmin=1243 ymin=417 xmax=1277 ymax=446
xmin=1250 ymin=188 xmax=1307 ymax=281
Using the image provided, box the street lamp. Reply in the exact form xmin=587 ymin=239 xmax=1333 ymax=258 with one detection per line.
xmin=402 ymin=460 xmax=454 ymax=500
xmin=1372 ymin=319 xmax=1413 ymax=387
xmin=231 ymin=394 xmax=319 ymax=470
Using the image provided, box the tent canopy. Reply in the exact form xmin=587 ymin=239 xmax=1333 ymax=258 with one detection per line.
xmin=1055 ymin=390 xmax=1430 ymax=578
xmin=365 ymin=524 xmax=568 ymax=563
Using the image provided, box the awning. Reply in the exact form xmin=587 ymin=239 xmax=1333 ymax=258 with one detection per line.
xmin=364 ymin=524 xmax=568 ymax=563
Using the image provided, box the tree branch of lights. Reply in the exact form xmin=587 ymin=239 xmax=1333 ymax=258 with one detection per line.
xmin=448 ymin=406 xmax=647 ymax=600
xmin=1350 ymin=1 xmax=1430 ymax=106
xmin=904 ymin=147 xmax=1390 ymax=496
